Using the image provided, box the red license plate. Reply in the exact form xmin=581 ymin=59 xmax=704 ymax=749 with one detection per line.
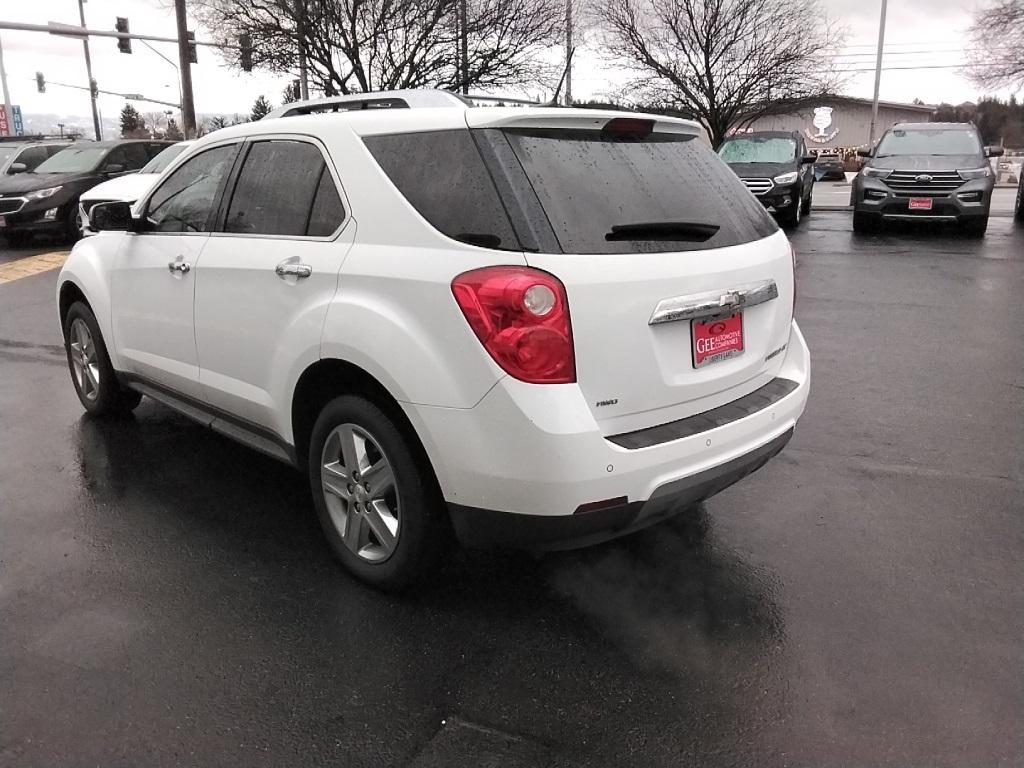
xmin=692 ymin=312 xmax=744 ymax=368
xmin=908 ymin=197 xmax=933 ymax=211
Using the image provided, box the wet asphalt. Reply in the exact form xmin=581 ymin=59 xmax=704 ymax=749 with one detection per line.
xmin=1 ymin=213 xmax=1022 ymax=767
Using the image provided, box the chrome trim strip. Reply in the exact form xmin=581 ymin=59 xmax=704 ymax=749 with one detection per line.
xmin=649 ymin=279 xmax=779 ymax=325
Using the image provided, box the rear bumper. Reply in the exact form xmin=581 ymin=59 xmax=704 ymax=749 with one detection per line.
xmin=405 ymin=320 xmax=810 ymax=549
xmin=450 ymin=427 xmax=793 ymax=549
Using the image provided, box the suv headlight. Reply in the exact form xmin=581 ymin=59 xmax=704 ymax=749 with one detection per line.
xmin=773 ymin=171 xmax=798 ymax=185
xmin=861 ymin=167 xmax=891 ymax=179
xmin=957 ymin=167 xmax=991 ymax=180
xmin=26 ymin=186 xmax=63 ymax=200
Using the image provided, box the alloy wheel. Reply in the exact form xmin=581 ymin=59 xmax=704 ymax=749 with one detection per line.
xmin=69 ymin=318 xmax=100 ymax=402
xmin=319 ymin=423 xmax=400 ymax=563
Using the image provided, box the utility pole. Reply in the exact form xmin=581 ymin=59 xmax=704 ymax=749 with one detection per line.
xmin=78 ymin=0 xmax=102 ymax=140
xmin=459 ymin=0 xmax=469 ymax=94
xmin=295 ymin=1 xmax=309 ymax=99
xmin=0 ymin=35 xmax=12 ymax=136
xmin=564 ymin=0 xmax=572 ymax=106
xmin=174 ymin=0 xmax=197 ymax=139
xmin=867 ymin=0 xmax=888 ymax=151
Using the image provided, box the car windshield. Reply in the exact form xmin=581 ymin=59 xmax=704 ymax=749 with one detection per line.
xmin=718 ymin=137 xmax=797 ymax=164
xmin=140 ymin=144 xmax=189 ymax=174
xmin=34 ymin=147 xmax=107 ymax=173
xmin=876 ymin=128 xmax=982 ymax=156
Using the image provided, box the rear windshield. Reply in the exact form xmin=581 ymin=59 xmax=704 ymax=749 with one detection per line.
xmin=365 ymin=126 xmax=776 ymax=255
xmin=719 ymin=137 xmax=797 ymax=164
xmin=504 ymin=128 xmax=777 ymax=253
xmin=876 ymin=128 xmax=982 ymax=157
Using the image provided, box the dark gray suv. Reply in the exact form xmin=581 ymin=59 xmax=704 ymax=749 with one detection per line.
xmin=851 ymin=122 xmax=1003 ymax=237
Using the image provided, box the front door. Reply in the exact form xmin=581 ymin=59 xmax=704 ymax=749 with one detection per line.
xmin=194 ymin=137 xmax=352 ymax=434
xmin=111 ymin=142 xmax=239 ymax=399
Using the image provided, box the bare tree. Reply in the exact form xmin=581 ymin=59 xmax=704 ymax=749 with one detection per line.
xmin=967 ymin=0 xmax=1024 ymax=91
xmin=193 ymin=0 xmax=562 ymax=95
xmin=595 ymin=0 xmax=843 ymax=146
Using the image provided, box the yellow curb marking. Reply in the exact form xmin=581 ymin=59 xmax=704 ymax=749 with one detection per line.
xmin=0 ymin=251 xmax=70 ymax=285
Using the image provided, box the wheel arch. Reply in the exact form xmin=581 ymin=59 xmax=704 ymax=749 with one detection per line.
xmin=290 ymin=358 xmax=440 ymax=490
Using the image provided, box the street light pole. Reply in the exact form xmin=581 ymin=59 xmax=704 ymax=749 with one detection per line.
xmin=867 ymin=0 xmax=888 ymax=150
xmin=565 ymin=0 xmax=572 ymax=106
xmin=173 ymin=0 xmax=197 ymax=139
xmin=78 ymin=0 xmax=102 ymax=140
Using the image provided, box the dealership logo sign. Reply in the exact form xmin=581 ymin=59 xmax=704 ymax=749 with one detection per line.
xmin=804 ymin=106 xmax=840 ymax=143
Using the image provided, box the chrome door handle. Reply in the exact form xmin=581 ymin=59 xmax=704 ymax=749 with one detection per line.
xmin=275 ymin=261 xmax=312 ymax=279
xmin=167 ymin=260 xmax=191 ymax=274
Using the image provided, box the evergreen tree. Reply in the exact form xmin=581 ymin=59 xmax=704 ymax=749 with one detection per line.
xmin=250 ymin=95 xmax=273 ymax=121
xmin=164 ymin=118 xmax=184 ymax=141
xmin=119 ymin=104 xmax=145 ymax=137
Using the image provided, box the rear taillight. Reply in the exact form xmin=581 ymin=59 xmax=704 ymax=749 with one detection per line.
xmin=452 ymin=266 xmax=575 ymax=384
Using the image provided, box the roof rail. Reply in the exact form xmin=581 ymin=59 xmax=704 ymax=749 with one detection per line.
xmin=263 ymin=88 xmax=542 ymax=119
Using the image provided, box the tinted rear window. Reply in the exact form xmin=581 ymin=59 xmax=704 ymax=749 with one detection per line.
xmin=364 ymin=130 xmax=520 ymax=251
xmin=503 ymin=128 xmax=777 ymax=253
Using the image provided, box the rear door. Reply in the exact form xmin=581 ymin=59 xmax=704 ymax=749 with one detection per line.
xmin=470 ymin=115 xmax=796 ymax=435
xmin=194 ymin=136 xmax=353 ymax=432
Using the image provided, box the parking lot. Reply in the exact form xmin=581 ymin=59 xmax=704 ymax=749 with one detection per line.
xmin=1 ymin=212 xmax=1021 ymax=766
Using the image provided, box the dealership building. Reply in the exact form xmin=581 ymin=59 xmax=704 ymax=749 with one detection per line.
xmin=736 ymin=96 xmax=936 ymax=154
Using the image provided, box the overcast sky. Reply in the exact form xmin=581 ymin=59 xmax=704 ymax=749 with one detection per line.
xmin=0 ymin=0 xmax=1016 ymax=128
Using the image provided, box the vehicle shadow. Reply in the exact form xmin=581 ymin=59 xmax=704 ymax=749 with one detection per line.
xmin=72 ymin=404 xmax=788 ymax=762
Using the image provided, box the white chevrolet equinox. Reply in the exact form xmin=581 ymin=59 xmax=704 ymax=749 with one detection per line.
xmin=56 ymin=90 xmax=810 ymax=589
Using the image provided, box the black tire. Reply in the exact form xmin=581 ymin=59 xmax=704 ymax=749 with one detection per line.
xmin=308 ymin=394 xmax=445 ymax=590
xmin=801 ymin=191 xmax=812 ymax=216
xmin=63 ymin=301 xmax=142 ymax=416
xmin=852 ymin=211 xmax=881 ymax=234
xmin=962 ymin=216 xmax=988 ymax=238
xmin=780 ymin=190 xmax=803 ymax=229
xmin=1014 ymin=178 xmax=1023 ymax=223
xmin=65 ymin=205 xmax=81 ymax=244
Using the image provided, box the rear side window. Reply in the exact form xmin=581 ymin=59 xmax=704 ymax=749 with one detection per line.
xmin=364 ymin=131 xmax=520 ymax=251
xmin=225 ymin=140 xmax=344 ymax=237
xmin=503 ymin=128 xmax=777 ymax=253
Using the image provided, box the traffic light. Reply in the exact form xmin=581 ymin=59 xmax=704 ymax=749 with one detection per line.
xmin=90 ymin=78 xmax=99 ymax=99
xmin=116 ymin=17 xmax=131 ymax=54
xmin=35 ymin=72 xmax=45 ymax=93
xmin=187 ymin=31 xmax=197 ymax=64
xmin=239 ymin=33 xmax=253 ymax=72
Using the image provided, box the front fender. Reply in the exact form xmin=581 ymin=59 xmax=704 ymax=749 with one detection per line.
xmin=55 ymin=235 xmax=124 ymax=368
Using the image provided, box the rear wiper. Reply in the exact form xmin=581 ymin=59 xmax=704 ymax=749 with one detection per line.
xmin=606 ymin=221 xmax=720 ymax=242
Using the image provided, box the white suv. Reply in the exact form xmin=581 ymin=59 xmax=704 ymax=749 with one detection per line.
xmin=57 ymin=90 xmax=810 ymax=589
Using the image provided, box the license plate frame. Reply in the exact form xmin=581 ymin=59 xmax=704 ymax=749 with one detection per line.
xmin=691 ymin=312 xmax=744 ymax=369
xmin=908 ymin=197 xmax=933 ymax=211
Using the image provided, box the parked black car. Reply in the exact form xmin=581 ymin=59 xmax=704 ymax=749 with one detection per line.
xmin=717 ymin=130 xmax=816 ymax=228
xmin=0 ymin=140 xmax=171 ymax=244
xmin=814 ymin=152 xmax=846 ymax=181
xmin=0 ymin=138 xmax=70 ymax=176
xmin=851 ymin=122 xmax=1002 ymax=237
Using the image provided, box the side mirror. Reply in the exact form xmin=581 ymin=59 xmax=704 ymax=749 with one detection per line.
xmin=90 ymin=201 xmax=133 ymax=232
xmin=857 ymin=147 xmax=873 ymax=158
xmin=102 ymin=163 xmax=126 ymax=175
xmin=8 ymin=162 xmax=27 ymax=174
xmin=984 ymin=146 xmax=1004 ymax=158
xmin=800 ymin=155 xmax=816 ymax=165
